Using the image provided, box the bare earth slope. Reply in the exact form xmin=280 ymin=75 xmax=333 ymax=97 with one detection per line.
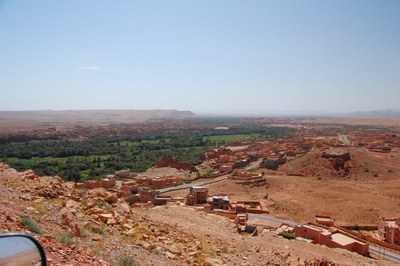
xmin=203 ymin=147 xmax=400 ymax=225
xmin=0 ymin=163 xmax=393 ymax=265
xmin=280 ymin=147 xmax=400 ymax=180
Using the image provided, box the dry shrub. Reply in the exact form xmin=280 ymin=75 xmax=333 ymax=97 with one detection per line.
xmin=304 ymin=257 xmax=338 ymax=266
xmin=20 ymin=215 xmax=43 ymax=234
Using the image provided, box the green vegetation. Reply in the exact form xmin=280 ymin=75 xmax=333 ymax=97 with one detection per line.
xmin=249 ymin=203 xmax=258 ymax=209
xmin=203 ymin=133 xmax=260 ymax=143
xmin=56 ymin=232 xmax=74 ymax=245
xmin=1 ymin=126 xmax=293 ymax=181
xmin=114 ymin=255 xmax=139 ymax=266
xmin=20 ymin=216 xmax=43 ymax=234
xmin=354 ymin=224 xmax=360 ymax=231
xmin=151 ymin=247 xmax=162 ymax=255
xmin=196 ymin=170 xmax=214 ymax=178
xmin=279 ymin=232 xmax=295 ymax=239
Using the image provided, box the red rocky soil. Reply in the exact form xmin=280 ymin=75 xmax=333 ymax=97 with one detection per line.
xmin=0 ymin=163 xmax=394 ymax=265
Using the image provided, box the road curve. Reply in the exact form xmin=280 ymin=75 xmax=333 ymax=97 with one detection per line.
xmin=248 ymin=214 xmax=298 ymax=227
xmin=157 ymin=177 xmax=400 ymax=263
xmin=156 ymin=175 xmax=228 ymax=194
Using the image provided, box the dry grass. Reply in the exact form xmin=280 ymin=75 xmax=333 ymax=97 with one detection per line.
xmin=112 ymin=255 xmax=139 ymax=266
xmin=20 ymin=215 xmax=43 ymax=234
xmin=88 ymin=239 xmax=107 ymax=257
xmin=55 ymin=231 xmax=75 ymax=245
xmin=27 ymin=201 xmax=47 ymax=215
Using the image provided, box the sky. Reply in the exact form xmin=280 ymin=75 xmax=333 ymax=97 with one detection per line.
xmin=0 ymin=0 xmax=399 ymax=115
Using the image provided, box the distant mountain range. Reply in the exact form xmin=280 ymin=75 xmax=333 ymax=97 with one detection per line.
xmin=1 ymin=109 xmax=399 ymax=124
xmin=341 ymin=109 xmax=400 ymax=119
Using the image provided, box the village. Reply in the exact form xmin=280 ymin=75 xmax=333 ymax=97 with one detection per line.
xmin=73 ymin=173 xmax=400 ymax=260
xmin=62 ymin=122 xmax=400 ymax=262
xmin=1 ymin=117 xmax=400 ymax=264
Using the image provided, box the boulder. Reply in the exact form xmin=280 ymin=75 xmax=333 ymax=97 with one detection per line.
xmin=73 ymin=224 xmax=81 ymax=237
xmin=98 ymin=213 xmax=113 ymax=222
xmin=105 ymin=193 xmax=118 ymax=204
xmin=168 ymin=245 xmax=181 ymax=255
xmin=204 ymin=258 xmax=226 ymax=266
xmin=84 ymin=180 xmax=101 ymax=190
xmin=20 ymin=169 xmax=38 ymax=180
xmin=165 ymin=251 xmax=176 ymax=260
xmin=19 ymin=194 xmax=32 ymax=201
xmin=125 ymin=195 xmax=139 ymax=205
xmin=100 ymin=178 xmax=116 ymax=189
xmin=66 ymin=199 xmax=80 ymax=209
xmin=106 ymin=218 xmax=117 ymax=225
xmin=75 ymin=183 xmax=85 ymax=189
xmin=122 ymin=223 xmax=133 ymax=230
xmin=115 ymin=202 xmax=130 ymax=214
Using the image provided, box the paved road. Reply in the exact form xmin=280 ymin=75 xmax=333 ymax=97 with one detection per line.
xmin=248 ymin=214 xmax=298 ymax=227
xmin=157 ymin=175 xmax=227 ymax=194
xmin=249 ymin=214 xmax=400 ymax=262
xmin=369 ymin=246 xmax=400 ymax=262
xmin=245 ymin=158 xmax=263 ymax=171
xmin=157 ymin=175 xmax=400 ymax=262
xmin=338 ymin=134 xmax=351 ymax=146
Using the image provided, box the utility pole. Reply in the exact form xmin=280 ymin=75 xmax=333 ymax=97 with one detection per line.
xmin=378 ymin=245 xmax=381 ymax=259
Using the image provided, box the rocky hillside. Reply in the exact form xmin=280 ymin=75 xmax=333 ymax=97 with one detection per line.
xmin=0 ymin=163 xmax=392 ymax=265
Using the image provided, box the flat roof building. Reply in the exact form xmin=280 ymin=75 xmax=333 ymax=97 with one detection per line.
xmin=295 ymin=223 xmax=369 ymax=256
xmin=185 ymin=186 xmax=208 ymax=206
xmin=315 ymin=215 xmax=335 ymax=227
xmin=378 ymin=217 xmax=400 ymax=245
xmin=211 ymin=195 xmax=230 ymax=210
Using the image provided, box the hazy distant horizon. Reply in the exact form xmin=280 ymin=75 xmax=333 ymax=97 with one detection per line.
xmin=1 ymin=107 xmax=400 ymax=119
xmin=1 ymin=1 xmax=399 ymax=113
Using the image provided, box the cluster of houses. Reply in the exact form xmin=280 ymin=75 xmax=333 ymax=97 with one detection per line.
xmin=232 ymin=214 xmax=370 ymax=256
xmin=252 ymin=215 xmax=400 ymax=257
xmin=203 ymin=126 xmax=400 ymax=179
xmin=230 ymin=169 xmax=266 ymax=186
xmin=74 ymin=129 xmax=400 ymax=260
xmin=228 ymin=213 xmax=400 ymax=258
xmin=183 ymin=186 xmax=269 ymax=215
xmin=349 ymin=131 xmax=399 ymax=153
xmin=112 ymin=170 xmax=184 ymax=190
xmin=76 ymin=169 xmax=186 ymax=206
xmin=205 ymin=147 xmax=254 ymax=174
xmin=232 ymin=215 xmax=370 ymax=256
xmin=203 ymin=135 xmax=354 ymax=176
xmin=76 ymin=171 xmax=400 ymax=258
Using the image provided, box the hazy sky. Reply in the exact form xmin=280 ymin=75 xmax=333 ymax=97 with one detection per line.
xmin=1 ymin=0 xmax=399 ymax=114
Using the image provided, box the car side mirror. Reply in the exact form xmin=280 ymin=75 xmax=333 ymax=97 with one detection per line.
xmin=0 ymin=233 xmax=47 ymax=266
